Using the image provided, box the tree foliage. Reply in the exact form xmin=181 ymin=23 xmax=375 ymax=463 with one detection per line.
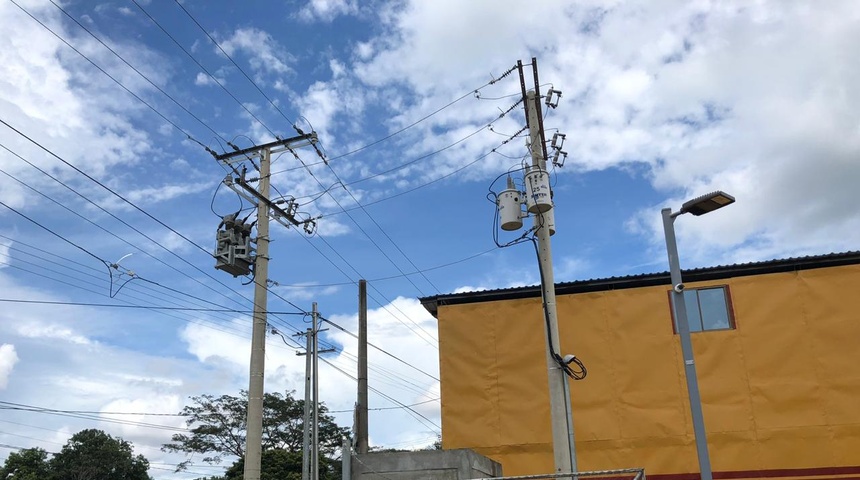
xmin=1 ymin=430 xmax=151 ymax=480
xmin=49 ymin=429 xmax=151 ymax=480
xmin=0 ymin=447 xmax=50 ymax=480
xmin=162 ymin=390 xmax=349 ymax=472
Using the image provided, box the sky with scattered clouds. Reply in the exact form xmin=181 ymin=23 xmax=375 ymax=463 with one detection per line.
xmin=1 ymin=0 xmax=859 ymax=478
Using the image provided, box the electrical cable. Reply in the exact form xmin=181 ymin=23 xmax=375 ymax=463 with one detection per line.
xmin=317 ymin=357 xmax=440 ymax=432
xmin=0 ymin=122 xmax=265 ymax=312
xmin=321 ymin=317 xmax=439 ymax=381
xmin=270 ymin=328 xmax=436 ymax=420
xmin=267 ymin=63 xmax=520 ymax=178
xmin=172 ymin=0 xmax=301 ymax=136
xmin=45 ymin=0 xmax=231 ymax=147
xmin=7 ymin=0 xmax=216 ymax=152
xmin=0 ymin=297 xmax=302 ymax=314
xmin=307 ymin=98 xmax=523 ymax=297
xmin=323 ymin=125 xmax=528 ymax=218
xmin=130 ymin=0 xmax=276 ymax=139
xmin=529 ymin=219 xmax=586 ymax=381
xmin=266 ymin=246 xmax=497 ymax=287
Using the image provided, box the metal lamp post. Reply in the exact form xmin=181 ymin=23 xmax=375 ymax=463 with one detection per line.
xmin=661 ymin=191 xmax=735 ymax=480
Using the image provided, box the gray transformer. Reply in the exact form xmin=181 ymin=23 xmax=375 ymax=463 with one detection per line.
xmin=214 ymin=214 xmax=255 ymax=277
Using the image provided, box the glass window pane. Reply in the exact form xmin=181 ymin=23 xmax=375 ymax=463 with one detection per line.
xmin=698 ymin=288 xmax=730 ymax=330
xmin=683 ymin=290 xmax=704 ymax=332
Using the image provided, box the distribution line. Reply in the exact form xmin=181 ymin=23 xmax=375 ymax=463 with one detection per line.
xmin=319 ymin=357 xmax=440 ymax=432
xmin=0 ymin=143 xmax=251 ymax=309
xmin=0 ymin=121 xmax=304 ymax=323
xmin=131 ymin=0 xmax=276 ymax=139
xmin=0 ymin=233 xmax=247 ymax=319
xmin=322 ymin=317 xmax=439 ymax=381
xmin=172 ymin=0 xmax=299 ymax=133
xmin=267 ymin=67 xmax=516 ymax=177
xmin=8 ymin=0 xmax=213 ymax=149
xmin=46 ymin=0 xmax=230 ymax=146
xmin=328 ymin=125 xmax=528 ymax=216
xmin=266 ymin=246 xmax=497 ymax=287
xmin=0 ymin=298 xmax=301 ymax=314
xmin=268 ymin=319 xmax=435 ymax=397
xmin=310 ymin=231 xmax=439 ymax=347
xmin=274 ymin=327 xmax=439 ymax=432
xmin=0 ymin=262 xmax=259 ymax=342
xmin=322 ymin=160 xmax=443 ymax=294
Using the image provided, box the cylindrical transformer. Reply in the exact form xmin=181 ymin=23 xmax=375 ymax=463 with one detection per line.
xmin=525 ymin=169 xmax=552 ymax=213
xmin=498 ymin=188 xmax=524 ymax=231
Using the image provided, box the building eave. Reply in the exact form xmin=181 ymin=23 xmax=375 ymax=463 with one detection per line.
xmin=420 ymin=251 xmax=860 ymax=318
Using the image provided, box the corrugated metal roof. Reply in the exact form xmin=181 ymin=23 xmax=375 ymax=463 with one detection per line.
xmin=420 ymin=251 xmax=860 ymax=318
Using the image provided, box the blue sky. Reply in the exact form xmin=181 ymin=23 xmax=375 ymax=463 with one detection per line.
xmin=2 ymin=1 xmax=860 ymax=478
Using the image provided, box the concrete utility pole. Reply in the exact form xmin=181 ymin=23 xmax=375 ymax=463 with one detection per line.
xmin=356 ymin=279 xmax=369 ymax=454
xmin=213 ymin=133 xmax=319 ymax=480
xmin=524 ymin=82 xmax=577 ymax=472
xmin=301 ymin=327 xmax=313 ymax=480
xmin=244 ymin=147 xmax=272 ymax=480
xmin=312 ymin=302 xmax=320 ymax=480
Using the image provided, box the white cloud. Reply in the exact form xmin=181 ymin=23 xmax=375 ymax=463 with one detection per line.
xmin=0 ymin=344 xmax=18 ymax=389
xmin=194 ymin=71 xmax=222 ymax=86
xmin=298 ymin=0 xmax=359 ymax=23
xmin=16 ymin=323 xmax=93 ymax=345
xmin=219 ymin=28 xmax=294 ymax=77
xmin=309 ymin=0 xmax=860 ymax=266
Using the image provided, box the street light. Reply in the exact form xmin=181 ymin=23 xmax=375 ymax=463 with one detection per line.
xmin=662 ymin=190 xmax=735 ymax=480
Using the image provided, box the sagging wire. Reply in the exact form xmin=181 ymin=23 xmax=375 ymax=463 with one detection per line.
xmin=530 ymin=213 xmax=586 ymax=381
xmin=485 ymin=160 xmax=586 ymax=381
xmin=108 ymin=253 xmax=138 ymax=298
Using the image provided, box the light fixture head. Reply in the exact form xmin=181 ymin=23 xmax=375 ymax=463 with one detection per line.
xmin=680 ymin=190 xmax=735 ymax=216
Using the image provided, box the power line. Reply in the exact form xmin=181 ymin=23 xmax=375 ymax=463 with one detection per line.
xmin=266 ymin=246 xmax=496 ymax=287
xmin=0 ymin=297 xmax=303 ymax=314
xmin=172 ymin=0 xmax=300 ymax=135
xmin=130 ymin=0 xmax=276 ymax=139
xmin=0 ymin=122 xmax=308 ymax=325
xmin=325 ymin=125 xmax=528 ymax=217
xmin=328 ymin=398 xmax=439 ymax=414
xmin=0 ymin=401 xmax=189 ymax=433
xmin=7 ymin=0 xmax=213 ymax=150
xmin=317 ymin=64 xmax=517 ymax=164
xmin=307 ymin=231 xmax=439 ymax=347
xmin=322 ymin=317 xmax=439 ymax=382
xmin=0 ymin=142 xmax=252 ymax=310
xmin=292 ymin=150 xmax=430 ymax=297
xmin=318 ymin=357 xmax=440 ymax=432
xmin=45 ymin=0 xmax=229 ymax=148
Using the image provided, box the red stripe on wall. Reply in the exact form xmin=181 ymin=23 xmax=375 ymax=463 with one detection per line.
xmin=640 ymin=466 xmax=860 ymax=480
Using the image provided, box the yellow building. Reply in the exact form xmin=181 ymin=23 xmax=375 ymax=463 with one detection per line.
xmin=420 ymin=252 xmax=860 ymax=479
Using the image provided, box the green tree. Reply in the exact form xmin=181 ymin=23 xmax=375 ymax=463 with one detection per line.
xmin=222 ymin=449 xmax=339 ymax=480
xmin=48 ymin=429 xmax=151 ymax=480
xmin=162 ymin=390 xmax=349 ymax=472
xmin=0 ymin=447 xmax=50 ymax=480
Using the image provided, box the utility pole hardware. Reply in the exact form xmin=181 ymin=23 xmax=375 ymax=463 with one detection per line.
xmin=211 ymin=133 xmax=320 ymax=480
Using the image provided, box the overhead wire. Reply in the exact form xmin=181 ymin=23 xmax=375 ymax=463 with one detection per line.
xmin=45 ymin=0 xmax=230 ymax=148
xmin=308 ymin=98 xmax=524 ymax=296
xmin=0 ymin=135 xmax=253 ymax=312
xmin=172 ymin=0 xmax=301 ymax=136
xmin=7 ymin=0 xmax=217 ymax=152
xmin=0 ymin=122 xmax=312 ymax=325
xmin=319 ymin=357 xmax=440 ymax=432
xmin=130 ymin=0 xmax=276 ymax=139
xmin=321 ymin=317 xmax=439 ymax=381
